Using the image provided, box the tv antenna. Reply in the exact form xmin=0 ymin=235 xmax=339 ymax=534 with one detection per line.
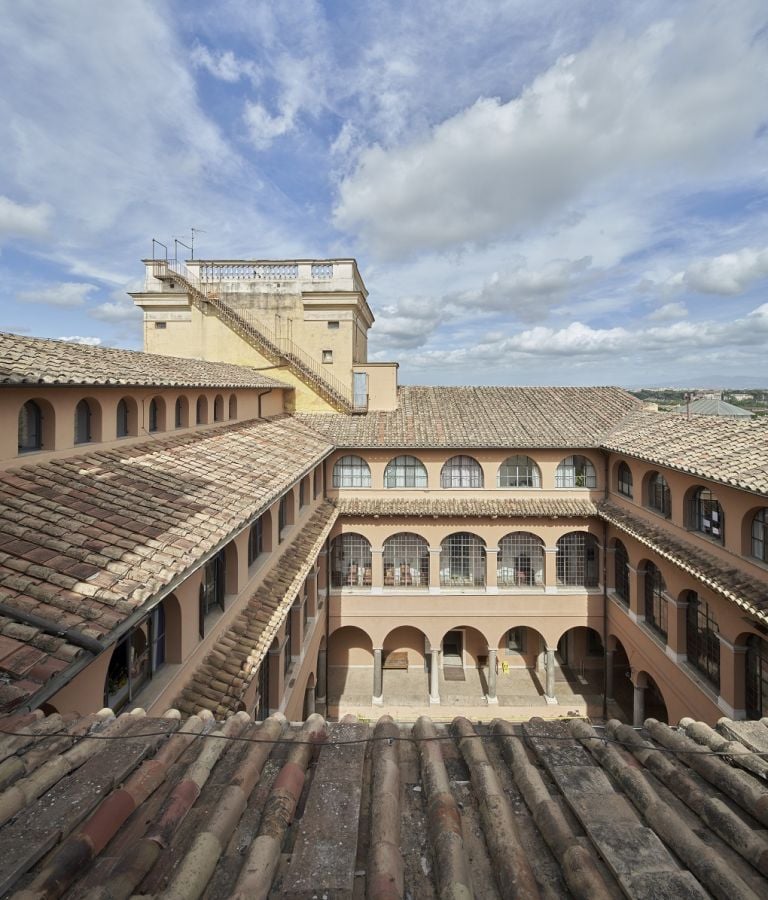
xmin=191 ymin=227 xmax=206 ymax=259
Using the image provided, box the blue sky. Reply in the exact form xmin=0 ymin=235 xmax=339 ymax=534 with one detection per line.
xmin=1 ymin=0 xmax=767 ymax=387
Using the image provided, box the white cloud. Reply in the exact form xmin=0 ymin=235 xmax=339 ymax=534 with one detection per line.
xmin=90 ymin=299 xmax=141 ymax=324
xmin=58 ymin=335 xmax=102 ymax=346
xmin=0 ymin=195 xmax=52 ymax=239
xmin=647 ymin=301 xmax=687 ymax=321
xmin=334 ymin=7 xmax=768 ymax=257
xmin=682 ymin=247 xmax=768 ymax=295
xmin=17 ymin=282 xmax=97 ymax=308
xmin=191 ymin=44 xmax=261 ymax=84
xmin=243 ymin=101 xmax=296 ymax=150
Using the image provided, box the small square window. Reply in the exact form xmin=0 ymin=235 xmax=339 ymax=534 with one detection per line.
xmin=328 ymin=320 xmax=340 ymax=329
xmin=322 ymin=350 xmax=333 ymax=363
xmin=155 ymin=321 xmax=167 ymax=329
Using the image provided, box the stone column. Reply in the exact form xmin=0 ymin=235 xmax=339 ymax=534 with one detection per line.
xmin=371 ymin=547 xmax=384 ymax=594
xmin=545 ymin=647 xmax=557 ymax=703
xmin=428 ymin=547 xmax=442 ymax=593
xmin=666 ymin=595 xmax=688 ymax=663
xmin=429 ymin=648 xmax=441 ymax=704
xmin=717 ymin=635 xmax=747 ymax=719
xmin=316 ymin=644 xmax=327 ymax=708
xmin=305 ymin=683 xmax=316 ymax=716
xmin=544 ymin=547 xmax=558 ymax=594
xmin=485 ymin=547 xmax=498 ymax=593
xmin=633 ymin=683 xmax=646 ymax=727
xmin=373 ymin=647 xmax=384 ymax=705
xmin=628 ymin=565 xmax=642 ymax=619
xmin=605 ymin=648 xmax=615 ymax=701
xmin=487 ymin=648 xmax=498 ymax=704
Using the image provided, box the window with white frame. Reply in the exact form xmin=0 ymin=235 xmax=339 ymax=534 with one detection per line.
xmin=333 ymin=455 xmax=371 ymax=488
xmin=497 ymin=455 xmax=541 ymax=488
xmin=555 ymin=455 xmax=596 ymax=488
xmin=384 ymin=455 xmax=428 ymax=488
xmin=440 ymin=455 xmax=483 ymax=488
xmin=331 ymin=533 xmax=372 ymax=588
xmin=497 ymin=532 xmax=544 ymax=587
xmin=383 ymin=532 xmax=429 ymax=587
xmin=439 ymin=532 xmax=486 ymax=587
xmin=556 ymin=532 xmax=598 ymax=587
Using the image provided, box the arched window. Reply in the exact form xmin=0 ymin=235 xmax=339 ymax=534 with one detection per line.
xmin=228 ymin=394 xmax=237 ymax=419
xmin=148 ymin=398 xmax=159 ymax=433
xmin=556 ymin=532 xmax=598 ymax=587
xmin=746 ymin=634 xmax=768 ymax=719
xmin=685 ymin=591 xmax=720 ymax=689
xmin=384 ymin=455 xmax=427 ymax=488
xmin=278 ymin=492 xmax=293 ymax=539
xmin=643 ymin=561 xmax=667 ymax=639
xmin=196 ymin=396 xmax=207 ymax=425
xmin=647 ymin=473 xmax=671 ymax=517
xmin=18 ymin=400 xmax=42 ymax=453
xmin=199 ymin=550 xmax=226 ymax=638
xmin=214 ymin=395 xmax=224 ymax=422
xmin=248 ymin=517 xmax=264 ymax=566
xmin=333 ymin=455 xmax=371 ymax=488
xmin=74 ymin=399 xmax=92 ymax=444
xmin=617 ymin=462 xmax=633 ymax=497
xmin=116 ymin=399 xmax=130 ymax=438
xmin=752 ymin=509 xmax=768 ymax=563
xmin=175 ymin=397 xmax=185 ymax=428
xmin=439 ymin=532 xmax=486 ymax=587
xmin=383 ymin=532 xmax=429 ymax=588
xmin=497 ymin=455 xmax=541 ymax=488
xmin=555 ymin=455 xmax=597 ymax=488
xmin=440 ymin=455 xmax=483 ymax=488
xmin=686 ymin=487 xmax=724 ymax=542
xmin=105 ymin=603 xmax=166 ymax=711
xmin=613 ymin=539 xmax=630 ymax=605
xmin=331 ymin=533 xmax=372 ymax=587
xmin=497 ymin=532 xmax=544 ymax=587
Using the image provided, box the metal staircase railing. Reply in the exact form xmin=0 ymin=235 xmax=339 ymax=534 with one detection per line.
xmin=152 ymin=259 xmax=353 ymax=411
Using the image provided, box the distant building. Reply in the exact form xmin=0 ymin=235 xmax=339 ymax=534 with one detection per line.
xmin=669 ymin=397 xmax=753 ymax=418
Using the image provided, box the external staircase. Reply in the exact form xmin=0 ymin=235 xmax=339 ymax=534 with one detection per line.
xmin=152 ymin=259 xmax=354 ymax=412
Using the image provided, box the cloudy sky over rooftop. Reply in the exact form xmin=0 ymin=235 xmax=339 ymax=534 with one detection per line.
xmin=1 ymin=0 xmax=767 ymax=386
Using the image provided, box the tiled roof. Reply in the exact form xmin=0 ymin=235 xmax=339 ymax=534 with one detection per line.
xmin=668 ymin=397 xmax=753 ymax=418
xmin=1 ymin=711 xmax=767 ymax=898
xmin=0 ymin=417 xmax=333 ymax=712
xmin=0 ymin=331 xmax=287 ymax=388
xmin=177 ymin=500 xmax=338 ymax=718
xmin=298 ymin=385 xmax=641 ymax=448
xmin=603 ymin=409 xmax=768 ymax=496
xmin=600 ymin=502 xmax=768 ymax=624
xmin=336 ymin=496 xmax=599 ymax=518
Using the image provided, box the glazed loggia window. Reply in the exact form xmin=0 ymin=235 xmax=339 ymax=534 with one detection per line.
xmin=333 ymin=455 xmax=371 ymax=488
xmin=18 ymin=400 xmax=42 ymax=452
xmin=440 ymin=455 xmax=483 ymax=488
xmin=384 ymin=455 xmax=428 ymax=488
xmin=497 ymin=455 xmax=541 ymax=488
xmin=555 ymin=455 xmax=597 ymax=488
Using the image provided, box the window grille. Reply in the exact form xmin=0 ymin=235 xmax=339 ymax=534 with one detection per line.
xmin=647 ymin=473 xmax=671 ymax=517
xmin=18 ymin=400 xmax=42 ymax=452
xmin=333 ymin=455 xmax=371 ymax=488
xmin=613 ymin=539 xmax=630 ymax=605
xmin=556 ymin=532 xmax=598 ymax=587
xmin=148 ymin=398 xmax=159 ymax=433
xmin=686 ymin=488 xmax=724 ymax=542
xmin=117 ymin=399 xmax=129 ymax=437
xmin=331 ymin=533 xmax=372 ymax=587
xmin=685 ymin=591 xmax=720 ymax=688
xmin=746 ymin=634 xmax=768 ymax=719
xmin=248 ymin=517 xmax=263 ymax=566
xmin=617 ymin=462 xmax=633 ymax=497
xmin=497 ymin=532 xmax=544 ymax=587
xmin=497 ymin=455 xmax=541 ymax=488
xmin=383 ymin=532 xmax=429 ymax=587
xmin=555 ymin=455 xmax=596 ymax=488
xmin=643 ymin=561 xmax=667 ymax=639
xmin=440 ymin=455 xmax=483 ymax=488
xmin=752 ymin=509 xmax=768 ymax=563
xmin=384 ymin=455 xmax=428 ymax=488
xmin=74 ymin=399 xmax=92 ymax=444
xmin=439 ymin=532 xmax=486 ymax=587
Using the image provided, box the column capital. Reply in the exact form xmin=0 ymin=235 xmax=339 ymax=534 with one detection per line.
xmin=485 ymin=547 xmax=499 ymax=555
xmin=717 ymin=634 xmax=748 ymax=654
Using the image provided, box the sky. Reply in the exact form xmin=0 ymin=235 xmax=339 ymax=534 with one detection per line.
xmin=1 ymin=0 xmax=767 ymax=387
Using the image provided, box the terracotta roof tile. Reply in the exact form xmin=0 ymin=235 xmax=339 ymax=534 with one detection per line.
xmin=0 ymin=416 xmax=333 ymax=712
xmin=0 ymin=331 xmax=287 ymax=389
xmin=603 ymin=409 xmax=768 ymax=496
xmin=1 ymin=710 xmax=767 ymax=897
xmin=336 ymin=496 xmax=599 ymax=518
xmin=298 ymin=385 xmax=641 ymax=448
